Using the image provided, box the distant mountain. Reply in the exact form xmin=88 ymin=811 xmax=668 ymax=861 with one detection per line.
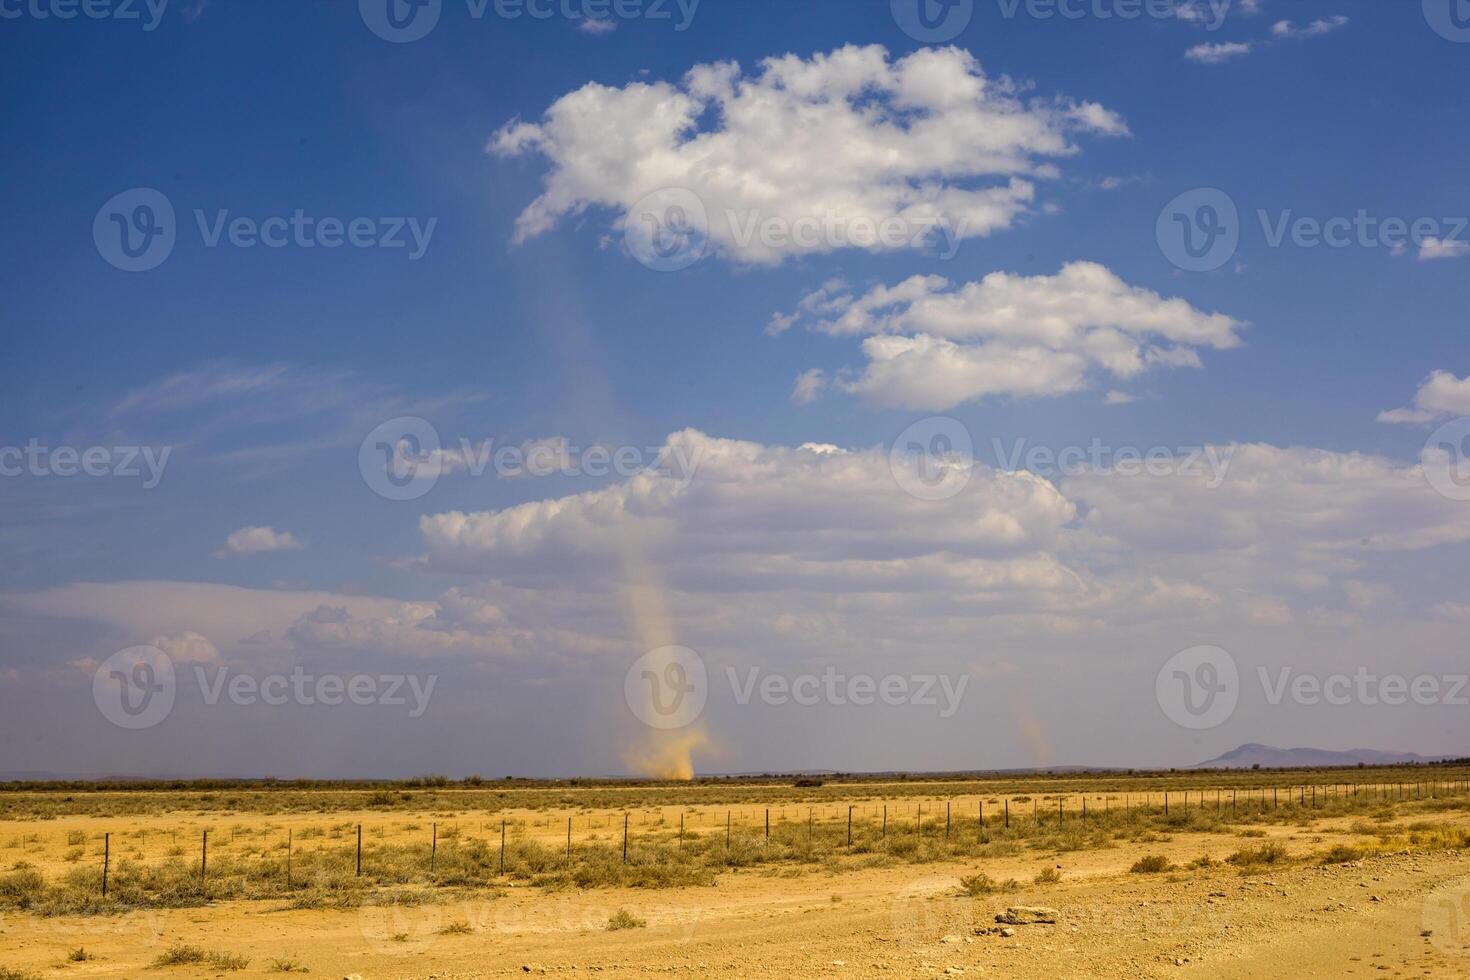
xmin=1194 ymin=743 xmax=1447 ymax=770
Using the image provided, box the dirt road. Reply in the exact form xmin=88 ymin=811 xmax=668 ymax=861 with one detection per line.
xmin=4 ymin=841 xmax=1469 ymax=978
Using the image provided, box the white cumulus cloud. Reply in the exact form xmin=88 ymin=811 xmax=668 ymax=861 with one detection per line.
xmin=491 ymin=45 xmax=1127 ymax=265
xmin=770 ymin=262 xmax=1244 ymax=410
xmin=1378 ymin=371 xmax=1470 ymax=424
xmin=213 ymin=526 xmax=304 ymax=558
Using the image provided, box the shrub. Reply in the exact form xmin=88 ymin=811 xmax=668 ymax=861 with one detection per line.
xmin=606 ymin=909 xmax=647 ymax=931
xmin=1034 ymin=867 xmax=1062 ymax=884
xmin=958 ymin=872 xmax=1019 ymax=896
xmin=207 ymin=952 xmax=250 ymax=972
xmin=1130 ymin=855 xmax=1172 ymax=874
xmin=438 ymin=921 xmax=473 ymax=935
xmin=149 ymin=946 xmax=248 ymax=970
xmin=1227 ymin=843 xmax=1288 ymax=867
xmin=1320 ymin=844 xmax=1366 ymax=864
xmin=150 ymin=945 xmax=207 ymax=967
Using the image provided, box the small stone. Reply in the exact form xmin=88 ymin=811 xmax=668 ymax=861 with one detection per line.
xmin=996 ymin=906 xmax=1060 ymax=925
xmin=999 ymin=927 xmax=1017 ymax=938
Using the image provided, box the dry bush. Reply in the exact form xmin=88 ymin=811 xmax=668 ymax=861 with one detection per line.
xmin=1226 ymin=843 xmax=1288 ymax=868
xmin=606 ymin=908 xmax=647 ymax=930
xmin=958 ymin=872 xmax=1019 ymax=896
xmin=1130 ymin=855 xmax=1172 ymax=874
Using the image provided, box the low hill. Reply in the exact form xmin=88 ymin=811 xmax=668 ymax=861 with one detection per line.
xmin=1194 ymin=743 xmax=1446 ymax=770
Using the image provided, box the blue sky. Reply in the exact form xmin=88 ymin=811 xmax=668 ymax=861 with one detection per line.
xmin=2 ymin=0 xmax=1468 ymax=779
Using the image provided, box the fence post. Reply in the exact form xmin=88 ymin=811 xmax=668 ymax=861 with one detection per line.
xmin=499 ymin=820 xmax=506 ymax=874
xmin=568 ymin=817 xmax=573 ymax=860
xmin=945 ymin=801 xmax=951 ymax=840
xmin=623 ymin=814 xmax=629 ymax=863
xmin=102 ymin=833 xmax=109 ymax=898
xmin=1004 ymin=799 xmax=1009 ymax=829
xmin=882 ymin=805 xmax=887 ymax=838
xmin=847 ymin=806 xmax=853 ymax=845
xmin=765 ymin=809 xmax=770 ymax=841
xmin=431 ymin=823 xmax=437 ymax=875
xmin=201 ymin=831 xmax=208 ymax=896
xmin=1059 ymin=798 xmax=1063 ymax=827
xmin=286 ymin=829 xmax=292 ymax=888
xmin=726 ymin=811 xmax=731 ymax=850
xmin=356 ymin=825 xmax=362 ymax=877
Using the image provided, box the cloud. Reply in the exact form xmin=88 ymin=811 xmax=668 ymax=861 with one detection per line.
xmin=213 ymin=526 xmax=304 ymax=559
xmin=491 ymin=45 xmax=1127 ymax=264
xmin=578 ymin=17 xmax=616 ymax=33
xmin=103 ymin=361 xmax=483 ymax=471
xmin=1186 ymin=41 xmax=1254 ymax=64
xmin=1063 ymin=443 xmax=1470 ymax=563
xmin=12 ymin=427 xmax=1470 ymax=775
xmin=1187 ymin=12 xmax=1345 ymax=63
xmin=1418 ymin=237 xmax=1469 ymax=261
xmin=1174 ymin=0 xmax=1262 ymax=25
xmin=419 ymin=430 xmax=1081 ymax=595
xmin=1272 ymin=16 xmax=1348 ymax=38
xmin=1378 ymin=371 xmax=1470 ymax=424
xmin=770 ymin=262 xmax=1244 ymax=410
xmin=1105 ymin=390 xmax=1137 ymax=405
xmin=417 ymin=429 xmax=1470 ymax=619
xmin=790 ymin=369 xmax=827 ymax=406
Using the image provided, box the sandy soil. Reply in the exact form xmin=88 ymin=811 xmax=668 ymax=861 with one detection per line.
xmin=4 ymin=818 xmax=1470 ymax=978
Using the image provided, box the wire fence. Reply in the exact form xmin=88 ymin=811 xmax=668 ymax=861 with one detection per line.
xmin=7 ymin=777 xmax=1467 ymax=899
